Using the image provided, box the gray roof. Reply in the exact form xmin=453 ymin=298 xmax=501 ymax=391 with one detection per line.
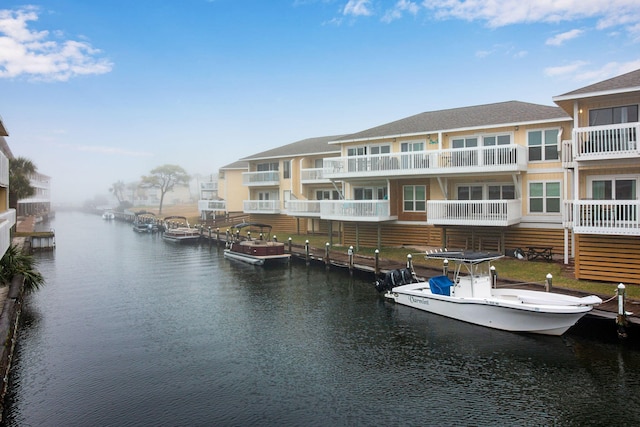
xmin=554 ymin=68 xmax=640 ymax=99
xmin=240 ymin=134 xmax=344 ymax=161
xmin=220 ymin=160 xmax=249 ymax=170
xmin=332 ymin=101 xmax=569 ymax=142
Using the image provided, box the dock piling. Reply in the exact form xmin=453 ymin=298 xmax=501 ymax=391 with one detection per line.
xmin=545 ymin=273 xmax=552 ymax=292
xmin=617 ymin=283 xmax=629 ymax=339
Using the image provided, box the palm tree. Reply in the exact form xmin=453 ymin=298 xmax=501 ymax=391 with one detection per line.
xmin=9 ymin=157 xmax=37 ymax=210
xmin=109 ymin=180 xmax=126 ymax=204
xmin=0 ymin=245 xmax=45 ymax=294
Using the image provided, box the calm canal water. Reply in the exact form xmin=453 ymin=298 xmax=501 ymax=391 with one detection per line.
xmin=3 ymin=211 xmax=640 ymax=426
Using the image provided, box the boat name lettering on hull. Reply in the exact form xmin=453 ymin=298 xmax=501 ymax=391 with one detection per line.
xmin=409 ymin=295 xmax=429 ymax=305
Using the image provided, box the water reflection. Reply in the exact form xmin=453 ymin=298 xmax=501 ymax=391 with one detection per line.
xmin=3 ymin=212 xmax=640 ymax=426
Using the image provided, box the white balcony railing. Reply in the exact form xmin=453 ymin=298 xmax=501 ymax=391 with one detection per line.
xmin=572 ymin=123 xmax=640 ymax=161
xmin=243 ymin=199 xmax=281 ymax=214
xmin=323 ymin=145 xmax=526 ymax=179
xmin=319 ymin=200 xmax=394 ymax=222
xmin=300 ymin=168 xmax=329 ymax=183
xmin=0 ymin=209 xmax=16 ymax=258
xmin=200 ymin=182 xmax=218 ymax=191
xmin=565 ymin=200 xmax=640 ymax=235
xmin=285 ymin=200 xmax=321 ymax=217
xmin=198 ymin=200 xmax=226 ymax=212
xmin=427 ymin=200 xmax=522 ymax=226
xmin=242 ymin=171 xmax=280 ymax=186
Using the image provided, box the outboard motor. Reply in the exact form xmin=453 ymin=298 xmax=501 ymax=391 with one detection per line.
xmin=374 ymin=268 xmax=416 ymax=292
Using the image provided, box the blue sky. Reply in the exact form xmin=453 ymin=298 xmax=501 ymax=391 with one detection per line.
xmin=1 ymin=0 xmax=640 ymax=204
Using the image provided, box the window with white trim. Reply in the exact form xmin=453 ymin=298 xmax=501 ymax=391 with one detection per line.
xmin=354 ymin=186 xmax=387 ymax=200
xmin=403 ymin=185 xmax=426 ymax=211
xmin=528 ymin=129 xmax=559 ymax=161
xmin=529 ymin=181 xmax=560 ymax=213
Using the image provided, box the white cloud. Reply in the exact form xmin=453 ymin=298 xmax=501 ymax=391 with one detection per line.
xmin=343 ymin=0 xmax=373 ymax=17
xmin=0 ymin=6 xmax=113 ymax=81
xmin=546 ymin=29 xmax=584 ymax=46
xmin=382 ymin=0 xmax=420 ymax=23
xmin=421 ymin=0 xmax=640 ymax=38
xmin=545 ymin=59 xmax=640 ymax=83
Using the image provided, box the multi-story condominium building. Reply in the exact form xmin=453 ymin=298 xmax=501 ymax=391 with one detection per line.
xmin=554 ymin=68 xmax=640 ymax=284
xmin=17 ymin=171 xmax=51 ymax=217
xmin=0 ymin=117 xmax=17 ymax=258
xmin=200 ymin=160 xmax=249 ymax=216
xmin=220 ymin=69 xmax=640 ymax=285
xmin=239 ymin=135 xmax=344 ymax=233
xmin=322 ymin=101 xmax=571 ymax=252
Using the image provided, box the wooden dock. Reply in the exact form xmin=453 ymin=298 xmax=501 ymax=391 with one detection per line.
xmin=201 ymin=233 xmax=639 ymax=332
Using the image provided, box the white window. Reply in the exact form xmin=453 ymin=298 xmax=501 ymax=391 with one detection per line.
xmin=528 ymin=129 xmax=559 ymax=161
xmin=403 ymin=185 xmax=426 ymax=211
xmin=529 ymin=182 xmax=560 ymax=213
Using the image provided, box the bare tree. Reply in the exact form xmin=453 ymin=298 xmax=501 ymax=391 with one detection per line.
xmin=141 ymin=164 xmax=190 ymax=215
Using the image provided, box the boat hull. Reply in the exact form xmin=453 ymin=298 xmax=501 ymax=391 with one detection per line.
xmin=388 ymin=286 xmax=594 ymax=336
xmin=223 ymin=249 xmax=290 ymax=266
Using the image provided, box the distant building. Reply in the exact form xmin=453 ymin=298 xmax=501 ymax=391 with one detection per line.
xmin=17 ymin=171 xmax=51 ymax=217
xmin=0 ymin=116 xmax=17 ymax=258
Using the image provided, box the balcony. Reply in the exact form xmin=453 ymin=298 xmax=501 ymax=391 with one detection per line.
xmin=200 ymin=182 xmax=218 ymax=191
xmin=300 ymin=168 xmax=330 ymax=184
xmin=285 ymin=200 xmax=321 ymax=217
xmin=243 ymin=199 xmax=281 ymax=214
xmin=242 ymin=171 xmax=280 ymax=186
xmin=323 ymin=145 xmax=527 ymax=179
xmin=319 ymin=200 xmax=395 ymax=222
xmin=198 ymin=200 xmax=226 ymax=212
xmin=0 ymin=152 xmax=8 ymax=187
xmin=571 ymin=123 xmax=640 ymax=162
xmin=0 ymin=209 xmax=16 ymax=258
xmin=564 ymin=200 xmax=640 ymax=236
xmin=427 ymin=200 xmax=522 ymax=226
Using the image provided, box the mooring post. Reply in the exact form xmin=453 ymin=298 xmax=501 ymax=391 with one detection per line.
xmin=374 ymin=249 xmax=380 ymax=275
xmin=216 ymin=228 xmax=220 ymax=246
xmin=288 ymin=237 xmax=292 ymax=253
xmin=617 ymin=283 xmax=628 ymax=339
xmin=273 ymin=235 xmax=277 ymax=242
xmin=348 ymin=246 xmax=354 ymax=274
xmin=208 ymin=227 xmax=212 ymax=246
xmin=325 ymin=242 xmax=330 ymax=269
xmin=443 ymin=259 xmax=449 ymax=277
xmin=305 ymin=240 xmax=310 ymax=266
xmin=407 ymin=254 xmax=413 ymax=272
xmin=490 ymin=265 xmax=497 ymax=288
xmin=545 ymin=273 xmax=553 ymax=292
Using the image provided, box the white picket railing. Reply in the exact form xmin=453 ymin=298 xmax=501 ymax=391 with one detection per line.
xmin=242 ymin=171 xmax=280 ymax=186
xmin=427 ymin=200 xmax=522 ymax=226
xmin=323 ymin=145 xmax=526 ymax=178
xmin=565 ymin=200 xmax=640 ymax=235
xmin=319 ymin=200 xmax=393 ymax=222
xmin=198 ymin=200 xmax=226 ymax=212
xmin=285 ymin=200 xmax=321 ymax=216
xmin=243 ymin=199 xmax=281 ymax=213
xmin=572 ymin=123 xmax=639 ymax=160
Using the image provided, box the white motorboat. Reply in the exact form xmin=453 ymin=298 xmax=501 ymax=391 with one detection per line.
xmin=375 ymin=251 xmax=602 ymax=336
xmin=162 ymin=216 xmax=200 ymax=243
xmin=102 ymin=211 xmax=115 ymax=220
xmin=223 ymin=222 xmax=290 ymax=266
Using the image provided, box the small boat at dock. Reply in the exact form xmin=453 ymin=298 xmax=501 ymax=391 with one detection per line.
xmin=375 ymin=251 xmax=602 ymax=336
xmin=224 ymin=222 xmax=290 ymax=266
xmin=133 ymin=212 xmax=159 ymax=233
xmin=162 ymin=216 xmax=201 ymax=243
